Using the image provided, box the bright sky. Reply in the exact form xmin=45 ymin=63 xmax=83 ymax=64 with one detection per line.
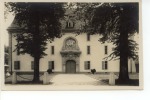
xmin=4 ymin=13 xmax=15 ymax=46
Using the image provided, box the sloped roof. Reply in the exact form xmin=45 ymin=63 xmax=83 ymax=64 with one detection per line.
xmin=7 ymin=18 xmax=20 ymax=30
xmin=7 ymin=9 xmax=82 ymax=33
xmin=7 ymin=16 xmax=27 ymax=32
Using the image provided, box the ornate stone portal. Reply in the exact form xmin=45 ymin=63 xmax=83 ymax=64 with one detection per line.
xmin=60 ymin=37 xmax=81 ymax=73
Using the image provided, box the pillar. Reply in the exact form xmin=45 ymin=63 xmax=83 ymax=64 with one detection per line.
xmin=12 ymin=72 xmax=17 ymax=84
xmin=43 ymin=72 xmax=49 ymax=84
xmin=109 ymin=72 xmax=115 ymax=85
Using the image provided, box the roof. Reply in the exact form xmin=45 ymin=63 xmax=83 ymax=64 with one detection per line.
xmin=7 ymin=16 xmax=27 ymax=32
xmin=7 ymin=9 xmax=82 ymax=33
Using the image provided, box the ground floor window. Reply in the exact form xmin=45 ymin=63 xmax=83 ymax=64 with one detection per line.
xmin=102 ymin=61 xmax=108 ymax=70
xmin=48 ymin=61 xmax=54 ymax=69
xmin=31 ymin=61 xmax=34 ymax=70
xmin=14 ymin=61 xmax=20 ymax=70
xmin=84 ymin=61 xmax=90 ymax=70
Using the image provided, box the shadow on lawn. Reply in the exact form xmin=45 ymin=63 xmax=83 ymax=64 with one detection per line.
xmin=101 ymin=79 xmax=139 ymax=86
xmin=5 ymin=81 xmax=43 ymax=85
xmin=5 ymin=81 xmax=55 ymax=85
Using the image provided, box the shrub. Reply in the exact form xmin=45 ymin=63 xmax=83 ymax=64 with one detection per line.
xmin=91 ymin=69 xmax=96 ymax=74
xmin=47 ymin=69 xmax=52 ymax=74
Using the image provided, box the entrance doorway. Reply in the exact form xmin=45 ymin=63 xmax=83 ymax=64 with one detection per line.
xmin=66 ymin=60 xmax=76 ymax=73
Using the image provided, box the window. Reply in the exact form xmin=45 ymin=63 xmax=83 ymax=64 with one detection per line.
xmin=14 ymin=61 xmax=20 ymax=70
xmin=66 ymin=21 xmax=75 ymax=28
xmin=87 ymin=34 xmax=90 ymax=41
xmin=51 ymin=46 xmax=54 ymax=55
xmin=16 ymin=37 xmax=20 ymax=55
xmin=102 ymin=61 xmax=108 ymax=70
xmin=104 ymin=46 xmax=108 ymax=54
xmin=48 ymin=61 xmax=54 ymax=69
xmin=84 ymin=61 xmax=90 ymax=70
xmin=17 ymin=48 xmax=20 ymax=55
xmin=87 ymin=46 xmax=90 ymax=54
xmin=31 ymin=61 xmax=34 ymax=70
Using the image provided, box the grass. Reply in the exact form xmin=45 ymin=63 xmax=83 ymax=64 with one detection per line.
xmin=5 ymin=73 xmax=57 ymax=85
xmin=86 ymin=73 xmax=139 ymax=86
xmin=5 ymin=73 xmax=139 ymax=86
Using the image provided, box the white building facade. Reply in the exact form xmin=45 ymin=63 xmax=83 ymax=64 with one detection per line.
xmin=7 ymin=10 xmax=138 ymax=74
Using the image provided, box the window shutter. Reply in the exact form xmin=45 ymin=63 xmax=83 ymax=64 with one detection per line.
xmin=52 ymin=61 xmax=54 ymax=69
xmin=105 ymin=61 xmax=108 ymax=69
xmin=87 ymin=61 xmax=90 ymax=69
xmin=102 ymin=61 xmax=108 ymax=70
xmin=16 ymin=39 xmax=20 ymax=55
xmin=102 ymin=61 xmax=105 ymax=70
xmin=105 ymin=46 xmax=108 ymax=54
xmin=14 ymin=61 xmax=20 ymax=70
xmin=49 ymin=61 xmax=52 ymax=69
xmin=85 ymin=61 xmax=90 ymax=70
xmin=84 ymin=61 xmax=88 ymax=70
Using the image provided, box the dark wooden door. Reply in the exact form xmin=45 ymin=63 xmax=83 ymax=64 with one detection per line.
xmin=66 ymin=60 xmax=76 ymax=73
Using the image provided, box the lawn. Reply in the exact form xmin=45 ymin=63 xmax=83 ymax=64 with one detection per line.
xmin=5 ymin=72 xmax=58 ymax=84
xmin=86 ymin=72 xmax=139 ymax=86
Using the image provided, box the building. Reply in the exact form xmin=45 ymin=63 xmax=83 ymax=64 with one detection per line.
xmin=7 ymin=9 xmax=138 ymax=74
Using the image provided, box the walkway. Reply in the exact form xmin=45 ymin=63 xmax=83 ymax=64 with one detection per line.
xmin=49 ymin=74 xmax=108 ymax=86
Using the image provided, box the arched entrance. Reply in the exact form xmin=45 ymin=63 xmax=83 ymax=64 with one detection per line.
xmin=66 ymin=60 xmax=76 ymax=73
xmin=60 ymin=37 xmax=81 ymax=73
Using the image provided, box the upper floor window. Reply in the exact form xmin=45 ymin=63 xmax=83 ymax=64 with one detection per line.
xmin=16 ymin=36 xmax=20 ymax=55
xmin=104 ymin=46 xmax=108 ymax=54
xmin=16 ymin=49 xmax=20 ymax=55
xmin=51 ymin=46 xmax=54 ymax=55
xmin=87 ymin=34 xmax=90 ymax=41
xmin=102 ymin=61 xmax=108 ymax=70
xmin=87 ymin=46 xmax=90 ymax=54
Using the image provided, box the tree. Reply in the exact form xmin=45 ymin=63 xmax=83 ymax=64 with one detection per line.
xmin=75 ymin=3 xmax=139 ymax=83
xmin=5 ymin=2 xmax=66 ymax=82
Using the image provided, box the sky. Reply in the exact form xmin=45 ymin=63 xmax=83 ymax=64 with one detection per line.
xmin=4 ymin=12 xmax=15 ymax=46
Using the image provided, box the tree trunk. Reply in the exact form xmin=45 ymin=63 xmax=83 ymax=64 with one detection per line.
xmin=32 ymin=14 xmax=41 ymax=83
xmin=32 ymin=56 xmax=40 ymax=83
xmin=118 ymin=31 xmax=129 ymax=83
xmin=32 ymin=35 xmax=41 ymax=83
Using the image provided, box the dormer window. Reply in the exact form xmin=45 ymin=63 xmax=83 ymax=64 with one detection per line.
xmin=66 ymin=20 xmax=75 ymax=28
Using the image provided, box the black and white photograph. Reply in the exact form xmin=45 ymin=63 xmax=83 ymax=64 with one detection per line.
xmin=1 ymin=0 xmax=142 ymax=90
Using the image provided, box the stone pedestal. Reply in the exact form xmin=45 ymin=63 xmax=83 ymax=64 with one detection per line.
xmin=12 ymin=72 xmax=17 ymax=84
xmin=109 ymin=72 xmax=115 ymax=85
xmin=43 ymin=72 xmax=49 ymax=84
